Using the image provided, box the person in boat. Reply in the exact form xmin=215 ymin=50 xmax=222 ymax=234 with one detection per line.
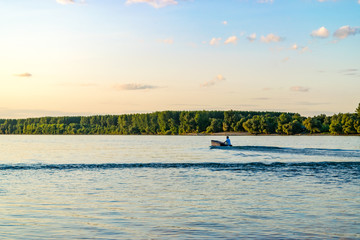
xmin=224 ymin=136 xmax=232 ymax=146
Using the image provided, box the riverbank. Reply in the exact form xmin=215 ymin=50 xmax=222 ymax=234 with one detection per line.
xmin=186 ymin=132 xmax=359 ymax=136
xmin=1 ymin=110 xmax=359 ymax=135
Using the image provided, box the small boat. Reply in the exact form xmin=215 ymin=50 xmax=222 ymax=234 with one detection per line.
xmin=211 ymin=140 xmax=232 ymax=147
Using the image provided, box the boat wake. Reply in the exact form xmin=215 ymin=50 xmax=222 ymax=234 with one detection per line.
xmin=1 ymin=162 xmax=359 ymax=183
xmin=211 ymin=145 xmax=360 ymax=158
xmin=0 ymin=161 xmax=359 ymax=170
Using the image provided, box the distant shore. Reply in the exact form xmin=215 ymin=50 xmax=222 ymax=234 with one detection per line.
xmin=0 ymin=132 xmax=358 ymax=136
xmin=1 ymin=110 xmax=359 ymax=135
xmin=185 ymin=132 xmax=359 ymax=136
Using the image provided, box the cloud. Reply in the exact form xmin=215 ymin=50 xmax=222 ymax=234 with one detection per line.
xmin=56 ymin=0 xmax=86 ymax=5
xmin=291 ymin=44 xmax=310 ymax=53
xmin=247 ymin=33 xmax=257 ymax=42
xmin=252 ymin=97 xmax=270 ymax=100
xmin=56 ymin=0 xmax=75 ymax=4
xmin=301 ymin=46 xmax=310 ymax=53
xmin=58 ymin=82 xmax=97 ymax=87
xmin=209 ymin=37 xmax=222 ymax=45
xmin=162 ymin=38 xmax=174 ymax=44
xmin=301 ymin=46 xmax=309 ymax=52
xmin=340 ymin=68 xmax=358 ymax=72
xmin=224 ymin=36 xmax=238 ymax=44
xmin=339 ymin=68 xmax=358 ymax=76
xmin=114 ymin=83 xmax=158 ymax=91
xmin=333 ymin=25 xmax=360 ymax=39
xmin=14 ymin=73 xmax=32 ymax=77
xmin=0 ymin=107 xmax=94 ymax=119
xmin=201 ymin=74 xmax=226 ymax=87
xmin=295 ymin=101 xmax=329 ymax=106
xmin=311 ymin=26 xmax=330 ymax=38
xmin=79 ymin=83 xmax=97 ymax=87
xmin=260 ymin=33 xmax=283 ymax=43
xmin=290 ymin=86 xmax=310 ymax=92
xmin=125 ymin=0 xmax=178 ymax=8
xmin=257 ymin=0 xmax=274 ymax=3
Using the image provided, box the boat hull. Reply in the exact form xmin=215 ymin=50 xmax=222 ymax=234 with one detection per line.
xmin=211 ymin=140 xmax=231 ymax=147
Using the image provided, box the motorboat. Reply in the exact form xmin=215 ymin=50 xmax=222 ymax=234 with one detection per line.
xmin=211 ymin=140 xmax=232 ymax=147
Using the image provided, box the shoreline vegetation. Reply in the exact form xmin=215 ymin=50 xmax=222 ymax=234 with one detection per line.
xmin=1 ymin=104 xmax=359 ymax=136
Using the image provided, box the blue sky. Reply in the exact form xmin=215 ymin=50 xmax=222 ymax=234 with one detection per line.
xmin=0 ymin=0 xmax=359 ymax=118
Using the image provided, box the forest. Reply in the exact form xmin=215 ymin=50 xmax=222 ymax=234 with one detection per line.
xmin=0 ymin=104 xmax=359 ymax=135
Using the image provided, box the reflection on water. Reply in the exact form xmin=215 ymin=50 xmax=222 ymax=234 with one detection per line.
xmin=0 ymin=135 xmax=359 ymax=239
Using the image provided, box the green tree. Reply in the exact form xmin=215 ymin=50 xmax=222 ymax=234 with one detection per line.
xmin=234 ymin=118 xmax=246 ymax=132
xmin=243 ymin=115 xmax=262 ymax=134
xmin=179 ymin=112 xmax=196 ymax=134
xmin=260 ymin=115 xmax=277 ymax=134
xmin=206 ymin=118 xmax=222 ymax=133
xmin=223 ymin=110 xmax=240 ymax=132
xmin=0 ymin=110 xmax=357 ymax=136
xmin=342 ymin=114 xmax=357 ymax=134
xmin=118 ymin=115 xmax=131 ymax=134
xmin=329 ymin=114 xmax=343 ymax=134
xmin=303 ymin=117 xmax=322 ymax=134
xmin=168 ymin=118 xmax=178 ymax=135
xmin=282 ymin=120 xmax=302 ymax=135
xmin=276 ymin=113 xmax=292 ymax=134
xmin=354 ymin=119 xmax=360 ymax=134
xmin=157 ymin=111 xmax=171 ymax=134
xmin=195 ymin=111 xmax=210 ymax=133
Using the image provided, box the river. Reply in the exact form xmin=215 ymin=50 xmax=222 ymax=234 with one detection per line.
xmin=0 ymin=135 xmax=359 ymax=239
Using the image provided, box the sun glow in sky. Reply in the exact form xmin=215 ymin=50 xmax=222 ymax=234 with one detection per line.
xmin=1 ymin=0 xmax=359 ymax=118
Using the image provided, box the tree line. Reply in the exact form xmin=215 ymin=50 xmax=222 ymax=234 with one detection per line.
xmin=0 ymin=104 xmax=359 ymax=135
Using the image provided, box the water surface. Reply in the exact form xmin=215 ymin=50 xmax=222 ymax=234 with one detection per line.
xmin=0 ymin=135 xmax=359 ymax=239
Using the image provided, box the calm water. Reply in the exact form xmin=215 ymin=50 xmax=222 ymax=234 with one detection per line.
xmin=0 ymin=135 xmax=359 ymax=239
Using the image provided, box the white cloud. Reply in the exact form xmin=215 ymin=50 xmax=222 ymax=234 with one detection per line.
xmin=56 ymin=0 xmax=75 ymax=4
xmin=311 ymin=26 xmax=330 ymax=38
xmin=282 ymin=57 xmax=290 ymax=62
xmin=333 ymin=25 xmax=360 ymax=39
xmin=0 ymin=107 xmax=93 ymax=119
xmin=290 ymin=86 xmax=310 ymax=92
xmin=224 ymin=36 xmax=238 ymax=44
xmin=201 ymin=74 xmax=226 ymax=87
xmin=291 ymin=44 xmax=310 ymax=53
xmin=339 ymin=68 xmax=359 ymax=76
xmin=260 ymin=33 xmax=282 ymax=43
xmin=58 ymin=82 xmax=97 ymax=87
xmin=247 ymin=33 xmax=257 ymax=42
xmin=14 ymin=73 xmax=32 ymax=77
xmin=56 ymin=0 xmax=86 ymax=5
xmin=114 ymin=83 xmax=158 ymax=90
xmin=162 ymin=38 xmax=174 ymax=44
xmin=301 ymin=46 xmax=310 ymax=53
xmin=216 ymin=74 xmax=225 ymax=81
xmin=209 ymin=37 xmax=222 ymax=45
xmin=258 ymin=0 xmax=274 ymax=3
xmin=125 ymin=0 xmax=178 ymax=8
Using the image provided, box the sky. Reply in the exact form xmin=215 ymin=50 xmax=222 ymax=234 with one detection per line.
xmin=0 ymin=0 xmax=359 ymax=118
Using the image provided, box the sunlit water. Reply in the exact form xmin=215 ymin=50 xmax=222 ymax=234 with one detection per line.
xmin=0 ymin=135 xmax=359 ymax=239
